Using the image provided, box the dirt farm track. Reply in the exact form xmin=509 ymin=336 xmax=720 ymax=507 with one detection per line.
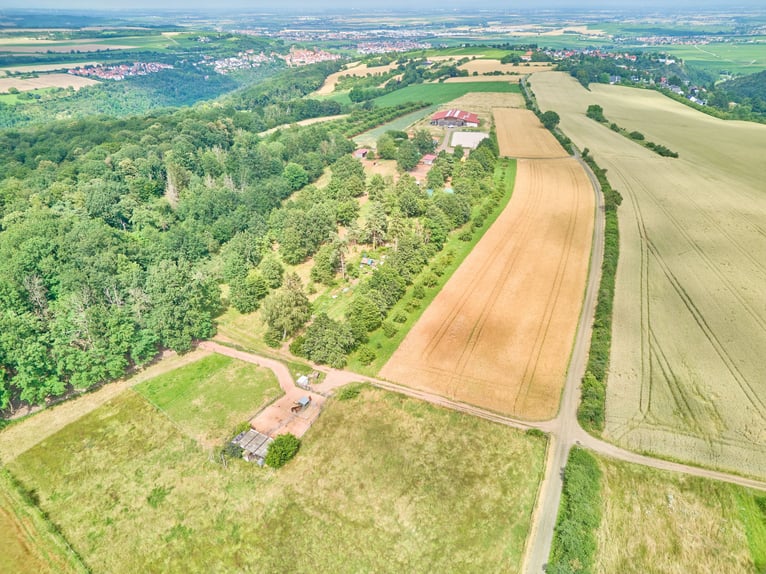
xmin=381 ymin=109 xmax=594 ymax=419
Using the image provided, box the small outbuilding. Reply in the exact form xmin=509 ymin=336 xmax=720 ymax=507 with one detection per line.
xmin=353 ymin=148 xmax=369 ymax=159
xmin=232 ymin=429 xmax=273 ymax=465
xmin=421 ymin=153 xmax=437 ymax=165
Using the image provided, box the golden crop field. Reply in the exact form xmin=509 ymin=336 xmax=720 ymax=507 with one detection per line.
xmin=532 ymin=71 xmax=766 ymax=477
xmin=494 ymin=107 xmax=570 ymax=158
xmin=0 ymin=62 xmax=101 ymax=74
xmin=0 ymin=74 xmax=98 ymax=93
xmin=314 ymin=62 xmax=399 ymax=95
xmin=381 ymin=111 xmax=594 ymax=419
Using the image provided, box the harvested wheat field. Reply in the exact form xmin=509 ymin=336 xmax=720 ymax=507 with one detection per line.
xmin=0 ymin=74 xmax=98 ymax=93
xmin=314 ymin=62 xmax=398 ymax=95
xmin=381 ymin=155 xmax=594 ymax=419
xmin=494 ymin=107 xmax=570 ymax=158
xmin=458 ymin=59 xmax=554 ymax=75
xmin=533 ymin=71 xmax=766 ymax=478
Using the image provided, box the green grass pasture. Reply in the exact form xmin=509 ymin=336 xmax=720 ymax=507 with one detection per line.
xmin=372 ymin=81 xmax=520 ymax=107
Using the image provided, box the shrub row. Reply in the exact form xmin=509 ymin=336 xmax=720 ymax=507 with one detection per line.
xmin=521 ymin=80 xmax=574 ymax=154
xmin=586 ymin=105 xmax=678 ymax=158
xmin=547 ymin=448 xmax=602 ymax=574
xmin=578 ymin=151 xmax=621 ymax=433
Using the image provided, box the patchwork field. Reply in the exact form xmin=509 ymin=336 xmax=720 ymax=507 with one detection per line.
xmin=494 ymin=107 xmax=570 ymax=158
xmin=0 ymin=471 xmax=86 ymax=574
xmin=134 ymin=354 xmax=281 ymax=447
xmin=532 ymin=71 xmax=766 ymax=477
xmin=0 ymin=74 xmax=98 ymax=93
xmin=314 ymin=62 xmax=399 ymax=95
xmin=3 ymin=384 xmax=546 ymax=573
xmin=594 ymin=455 xmax=765 ymax=573
xmin=381 ymin=112 xmax=594 ymax=419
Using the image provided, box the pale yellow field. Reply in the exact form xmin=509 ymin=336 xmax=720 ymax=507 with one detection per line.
xmin=458 ymin=59 xmax=554 ymax=75
xmin=493 ymin=107 xmax=570 ymax=158
xmin=381 ymin=152 xmax=594 ymax=419
xmin=533 ymin=71 xmax=766 ymax=478
xmin=314 ymin=62 xmax=399 ymax=95
xmin=595 ymin=456 xmax=755 ymax=574
xmin=0 ymin=62 xmax=100 ymax=73
xmin=0 ymin=74 xmax=98 ymax=93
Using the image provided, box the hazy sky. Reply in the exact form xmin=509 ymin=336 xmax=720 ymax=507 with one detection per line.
xmin=3 ymin=0 xmax=762 ymax=11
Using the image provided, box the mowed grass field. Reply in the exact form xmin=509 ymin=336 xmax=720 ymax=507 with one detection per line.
xmin=532 ymin=71 xmax=766 ymax=477
xmin=381 ymin=110 xmax=594 ymax=419
xmin=134 ymin=354 xmax=281 ymax=446
xmin=372 ymin=81 xmax=520 ymax=107
xmin=4 ymin=383 xmax=546 ymax=573
xmin=662 ymin=42 xmax=766 ymax=74
xmin=594 ymin=455 xmax=766 ymax=573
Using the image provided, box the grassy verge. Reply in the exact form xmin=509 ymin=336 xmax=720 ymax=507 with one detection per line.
xmin=594 ymin=455 xmax=762 ymax=573
xmin=0 ymin=468 xmax=88 ymax=574
xmin=577 ymin=152 xmax=621 ymax=434
xmin=8 ymin=385 xmax=546 ymax=573
xmin=547 ymin=448 xmax=602 ymax=574
xmin=347 ymin=158 xmax=517 ymax=374
xmin=134 ymin=354 xmax=281 ymax=444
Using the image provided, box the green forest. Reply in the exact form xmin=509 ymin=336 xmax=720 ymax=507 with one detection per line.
xmin=0 ymin=55 xmax=502 ymax=413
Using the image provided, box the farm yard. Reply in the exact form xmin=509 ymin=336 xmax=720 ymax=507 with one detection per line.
xmin=381 ymin=108 xmax=594 ymax=419
xmin=532 ymin=71 xmax=766 ymax=478
xmin=1 ymin=382 xmax=546 ymax=574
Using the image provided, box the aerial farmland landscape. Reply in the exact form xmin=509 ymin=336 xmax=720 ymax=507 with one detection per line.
xmin=1 ymin=1 xmax=765 ymax=573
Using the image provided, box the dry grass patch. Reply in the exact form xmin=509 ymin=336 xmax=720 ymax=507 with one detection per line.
xmin=381 ymin=156 xmax=594 ymax=419
xmin=0 ymin=349 xmax=211 ymax=463
xmin=595 ymin=456 xmax=758 ymax=574
xmin=6 ymin=387 xmax=546 ymax=573
xmin=0 ymin=74 xmax=98 ymax=93
xmin=533 ymin=71 xmax=766 ymax=478
xmin=493 ymin=107 xmax=569 ymax=158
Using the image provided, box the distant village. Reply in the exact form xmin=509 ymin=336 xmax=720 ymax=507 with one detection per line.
xmin=68 ymin=62 xmax=173 ymax=81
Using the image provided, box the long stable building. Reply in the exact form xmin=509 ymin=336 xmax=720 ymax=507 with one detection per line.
xmin=430 ymin=109 xmax=479 ymax=128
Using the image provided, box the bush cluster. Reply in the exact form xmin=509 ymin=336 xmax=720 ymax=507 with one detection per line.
xmin=547 ymin=448 xmax=602 ymax=574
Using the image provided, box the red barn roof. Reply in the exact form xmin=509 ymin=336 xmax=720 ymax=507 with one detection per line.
xmin=431 ymin=109 xmax=479 ymax=124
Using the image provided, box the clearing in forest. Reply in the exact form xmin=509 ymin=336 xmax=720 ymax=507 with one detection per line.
xmin=532 ymin=71 xmax=766 ymax=478
xmin=381 ymin=111 xmax=594 ymax=418
xmin=4 ymin=386 xmax=545 ymax=573
xmin=314 ymin=62 xmax=398 ymax=95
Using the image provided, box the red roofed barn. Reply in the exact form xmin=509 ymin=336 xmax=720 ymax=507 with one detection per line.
xmin=430 ymin=109 xmax=479 ymax=128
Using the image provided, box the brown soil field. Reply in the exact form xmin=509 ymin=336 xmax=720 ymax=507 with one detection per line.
xmin=381 ymin=156 xmax=594 ymax=419
xmin=532 ymin=71 xmax=766 ymax=478
xmin=0 ymin=74 xmax=98 ymax=93
xmin=314 ymin=62 xmax=398 ymax=95
xmin=493 ymin=107 xmax=569 ymax=158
